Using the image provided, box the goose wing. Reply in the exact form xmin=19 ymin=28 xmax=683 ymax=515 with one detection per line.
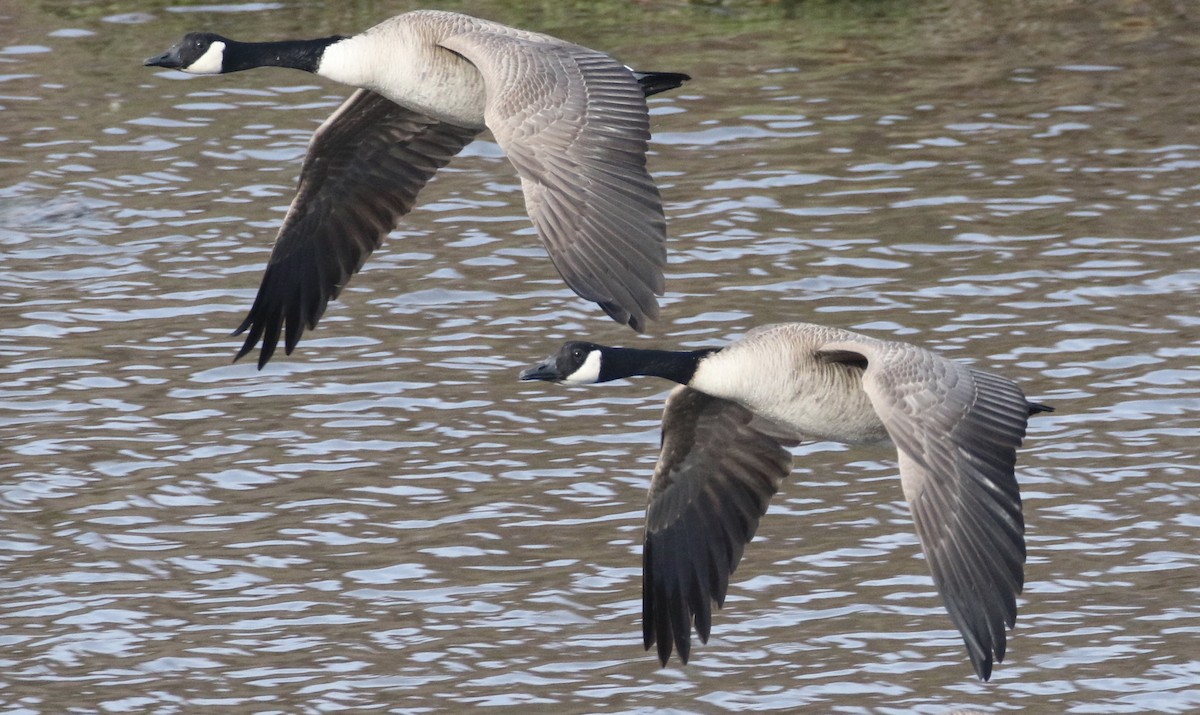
xmin=439 ymin=32 xmax=668 ymax=332
xmin=819 ymin=340 xmax=1034 ymax=681
xmin=643 ymin=386 xmax=797 ymax=665
xmin=234 ymin=89 xmax=480 ymax=368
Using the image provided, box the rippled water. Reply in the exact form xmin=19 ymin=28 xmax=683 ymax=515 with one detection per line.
xmin=2 ymin=1 xmax=1198 ymax=713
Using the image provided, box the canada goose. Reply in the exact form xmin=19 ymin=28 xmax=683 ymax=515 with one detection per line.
xmin=144 ymin=10 xmax=689 ymax=368
xmin=520 ymin=323 xmax=1053 ymax=680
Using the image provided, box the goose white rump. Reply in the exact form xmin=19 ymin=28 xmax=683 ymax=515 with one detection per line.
xmin=145 ymin=10 xmax=689 ymax=367
xmin=521 ymin=322 xmax=1053 ymax=681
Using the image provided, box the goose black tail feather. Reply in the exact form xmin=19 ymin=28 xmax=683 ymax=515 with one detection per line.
xmin=633 ymin=71 xmax=691 ymax=98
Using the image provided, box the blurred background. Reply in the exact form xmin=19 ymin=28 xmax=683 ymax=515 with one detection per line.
xmin=1 ymin=0 xmax=1197 ymax=712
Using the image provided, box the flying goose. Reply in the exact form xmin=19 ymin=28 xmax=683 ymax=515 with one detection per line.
xmin=520 ymin=322 xmax=1053 ymax=680
xmin=144 ymin=10 xmax=689 ymax=367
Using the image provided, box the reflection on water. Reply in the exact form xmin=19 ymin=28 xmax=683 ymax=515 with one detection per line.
xmin=2 ymin=0 xmax=1198 ymax=712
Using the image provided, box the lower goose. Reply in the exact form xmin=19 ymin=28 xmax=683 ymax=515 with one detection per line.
xmin=145 ymin=10 xmax=688 ymax=367
xmin=520 ymin=322 xmax=1053 ymax=681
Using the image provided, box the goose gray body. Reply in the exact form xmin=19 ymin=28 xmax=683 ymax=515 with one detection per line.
xmin=520 ymin=322 xmax=1053 ymax=681
xmin=145 ymin=11 xmax=688 ymax=367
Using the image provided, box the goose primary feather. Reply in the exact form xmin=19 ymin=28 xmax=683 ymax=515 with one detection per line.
xmin=145 ymin=10 xmax=689 ymax=367
xmin=520 ymin=322 xmax=1053 ymax=681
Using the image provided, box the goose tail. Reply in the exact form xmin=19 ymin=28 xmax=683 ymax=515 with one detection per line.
xmin=631 ymin=70 xmax=691 ymax=98
xmin=1028 ymin=402 xmax=1055 ymax=416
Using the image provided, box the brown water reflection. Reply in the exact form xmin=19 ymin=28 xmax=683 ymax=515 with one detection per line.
xmin=2 ymin=0 xmax=1198 ymax=713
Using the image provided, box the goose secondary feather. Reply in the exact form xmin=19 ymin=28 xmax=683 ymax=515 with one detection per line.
xmin=144 ymin=10 xmax=689 ymax=367
xmin=520 ymin=323 xmax=1053 ymax=680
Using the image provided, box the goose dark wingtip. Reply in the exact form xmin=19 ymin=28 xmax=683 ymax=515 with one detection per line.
xmin=232 ymin=328 xmax=257 ymax=363
xmin=974 ymin=655 xmax=994 ymax=682
xmin=674 ymin=644 xmax=689 ymax=666
xmin=673 ymin=625 xmax=691 ymax=665
xmin=651 ymin=628 xmax=672 ymax=666
xmin=611 ymin=301 xmax=658 ymax=334
xmin=652 ymin=641 xmax=671 ymax=667
xmin=255 ymin=336 xmax=279 ymax=370
xmin=232 ymin=341 xmax=253 ymax=363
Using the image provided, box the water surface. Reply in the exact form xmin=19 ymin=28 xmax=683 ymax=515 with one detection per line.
xmin=1 ymin=1 xmax=1198 ymax=713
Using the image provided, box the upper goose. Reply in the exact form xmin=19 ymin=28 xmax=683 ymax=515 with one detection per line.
xmin=144 ymin=10 xmax=689 ymax=368
xmin=520 ymin=322 xmax=1053 ymax=681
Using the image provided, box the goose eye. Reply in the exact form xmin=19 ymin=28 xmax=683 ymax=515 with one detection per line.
xmin=571 ymin=348 xmax=585 ymax=361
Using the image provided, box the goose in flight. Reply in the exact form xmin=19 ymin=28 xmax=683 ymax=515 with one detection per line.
xmin=520 ymin=322 xmax=1053 ymax=680
xmin=145 ymin=10 xmax=689 ymax=367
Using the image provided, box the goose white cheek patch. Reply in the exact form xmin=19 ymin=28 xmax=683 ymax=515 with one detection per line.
xmin=563 ymin=350 xmax=602 ymax=384
xmin=185 ymin=41 xmax=226 ymax=74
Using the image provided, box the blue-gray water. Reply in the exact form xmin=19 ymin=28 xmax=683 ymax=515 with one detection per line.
xmin=1 ymin=1 xmax=1197 ymax=713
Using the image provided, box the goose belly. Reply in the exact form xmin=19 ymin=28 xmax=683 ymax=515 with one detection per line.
xmin=691 ymin=337 xmax=890 ymax=445
xmin=763 ymin=376 xmax=889 ymax=445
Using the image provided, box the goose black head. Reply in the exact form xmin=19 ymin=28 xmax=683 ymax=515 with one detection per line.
xmin=144 ymin=32 xmax=232 ymax=74
xmin=520 ymin=342 xmax=606 ymax=385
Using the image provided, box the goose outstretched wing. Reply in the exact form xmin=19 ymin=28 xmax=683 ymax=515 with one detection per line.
xmin=643 ymin=386 xmax=796 ymax=664
xmin=440 ymin=31 xmax=669 ymax=332
xmin=821 ymin=340 xmax=1036 ymax=681
xmin=234 ymin=89 xmax=480 ymax=368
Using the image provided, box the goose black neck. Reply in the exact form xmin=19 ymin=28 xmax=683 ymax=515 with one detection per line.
xmin=222 ymin=36 xmax=346 ymax=74
xmin=601 ymin=347 xmax=719 ymax=385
